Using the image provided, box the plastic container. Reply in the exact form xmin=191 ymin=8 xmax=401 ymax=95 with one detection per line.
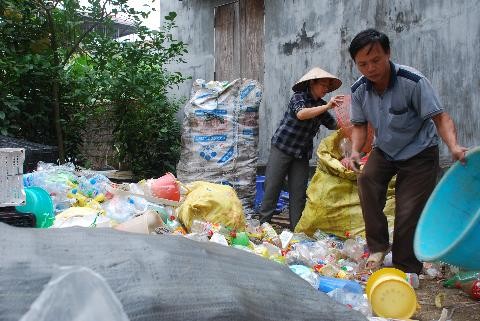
xmin=289 ymin=265 xmax=320 ymax=288
xmin=261 ymin=222 xmax=281 ymax=247
xmin=327 ymin=288 xmax=371 ymax=317
xmin=443 ymin=271 xmax=480 ymax=288
xmin=114 ymin=210 xmax=164 ymax=234
xmin=460 ymin=279 xmax=480 ymax=300
xmin=0 ymin=135 xmax=58 ymax=173
xmin=406 ymin=273 xmax=420 ymax=289
xmin=319 ymin=264 xmax=341 ymax=278
xmin=15 ymin=186 xmax=54 ymax=228
xmin=150 ymin=172 xmax=180 ymax=201
xmin=190 ymin=219 xmax=212 ymax=235
xmin=366 ymin=268 xmax=417 ymax=320
xmin=318 ymin=276 xmax=363 ymax=294
xmin=166 ymin=215 xmax=186 ymax=234
xmin=0 ymin=148 xmax=25 ymax=206
xmin=231 ymin=232 xmax=250 ymax=246
xmin=19 ymin=266 xmax=129 ymax=321
xmin=0 ymin=208 xmax=35 ymax=227
xmin=254 ymin=175 xmax=289 ymax=213
xmin=414 ymin=147 xmax=480 ymax=270
xmin=343 ymin=238 xmax=364 ymax=261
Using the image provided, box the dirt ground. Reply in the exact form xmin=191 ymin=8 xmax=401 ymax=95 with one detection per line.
xmin=414 ymin=279 xmax=480 ymax=321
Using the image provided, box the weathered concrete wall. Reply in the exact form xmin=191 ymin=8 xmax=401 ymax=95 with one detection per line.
xmin=162 ymin=0 xmax=480 ymax=165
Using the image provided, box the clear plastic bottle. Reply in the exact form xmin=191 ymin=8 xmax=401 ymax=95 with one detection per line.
xmin=166 ymin=215 xmax=186 ymax=235
xmin=319 ymin=264 xmax=341 ymax=278
xmin=343 ymin=238 xmax=364 ymax=261
xmin=261 ymin=222 xmax=281 ymax=247
xmin=313 ymin=229 xmax=330 ymax=241
xmin=327 ymin=288 xmax=371 ymax=317
xmin=190 ymin=219 xmax=212 ymax=235
xmin=406 ymin=273 xmax=420 ymax=289
xmin=339 ymin=137 xmax=352 ymax=158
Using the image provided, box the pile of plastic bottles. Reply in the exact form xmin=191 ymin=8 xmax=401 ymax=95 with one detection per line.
xmin=22 ymin=162 xmax=173 ymax=227
xmin=168 ymin=218 xmax=372 ymax=316
xmin=25 ymin=162 xmax=473 ymax=317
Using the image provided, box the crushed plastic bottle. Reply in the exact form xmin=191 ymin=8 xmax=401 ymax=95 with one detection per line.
xmin=339 ymin=137 xmax=352 ymax=158
xmin=406 ymin=273 xmax=420 ymax=289
xmin=261 ymin=222 xmax=281 ymax=247
xmin=184 ymin=233 xmax=210 ymax=243
xmin=146 ymin=204 xmax=171 ymax=223
xmin=210 ymin=232 xmax=229 ymax=246
xmin=318 ymin=275 xmax=363 ymax=294
xmin=102 ymin=196 xmax=137 ymax=223
xmin=231 ymin=232 xmax=250 ymax=247
xmin=285 ymin=242 xmax=327 ymax=267
xmin=327 ymin=288 xmax=371 ymax=317
xmin=460 ymin=280 xmax=480 ymax=300
xmin=343 ymin=238 xmax=364 ymax=261
xmin=383 ymin=252 xmax=393 ymax=267
xmin=166 ymin=215 xmax=186 ymax=235
xmin=313 ymin=229 xmax=330 ymax=241
xmin=289 ymin=265 xmax=321 ymax=289
xmin=319 ymin=263 xmax=341 ymax=278
xmin=279 ymin=230 xmax=294 ymax=249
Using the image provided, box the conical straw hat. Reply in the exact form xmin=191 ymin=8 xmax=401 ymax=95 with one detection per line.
xmin=292 ymin=67 xmax=342 ymax=93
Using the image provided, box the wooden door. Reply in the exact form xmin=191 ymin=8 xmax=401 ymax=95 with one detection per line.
xmin=214 ymin=0 xmax=264 ymax=82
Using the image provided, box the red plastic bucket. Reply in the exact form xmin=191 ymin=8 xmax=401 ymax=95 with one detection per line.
xmin=151 ymin=173 xmax=180 ymax=201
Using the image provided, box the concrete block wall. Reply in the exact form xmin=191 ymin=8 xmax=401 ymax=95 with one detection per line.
xmin=162 ymin=0 xmax=480 ymax=166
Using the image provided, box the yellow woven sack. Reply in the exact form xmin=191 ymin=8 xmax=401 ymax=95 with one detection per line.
xmin=178 ymin=181 xmax=246 ymax=231
xmin=295 ymin=130 xmax=395 ymax=238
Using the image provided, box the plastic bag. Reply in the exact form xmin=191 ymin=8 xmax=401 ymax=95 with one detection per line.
xmin=177 ymin=181 xmax=246 ymax=231
xmin=20 ymin=266 xmax=129 ymax=321
xmin=295 ymin=130 xmax=396 ymax=237
xmin=177 ymin=79 xmax=263 ymax=215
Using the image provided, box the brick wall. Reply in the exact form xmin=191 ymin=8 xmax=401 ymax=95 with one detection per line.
xmin=79 ymin=110 xmax=118 ymax=170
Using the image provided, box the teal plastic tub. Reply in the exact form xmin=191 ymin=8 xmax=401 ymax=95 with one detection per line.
xmin=16 ymin=186 xmax=54 ymax=228
xmin=414 ymin=147 xmax=480 ymax=270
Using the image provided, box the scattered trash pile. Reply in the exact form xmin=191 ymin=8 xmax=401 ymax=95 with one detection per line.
xmin=6 ymin=161 xmax=480 ymax=320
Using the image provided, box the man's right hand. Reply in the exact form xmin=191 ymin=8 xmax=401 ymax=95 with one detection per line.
xmin=348 ymin=150 xmax=362 ymax=173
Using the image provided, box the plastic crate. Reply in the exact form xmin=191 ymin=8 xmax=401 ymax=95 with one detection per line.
xmin=0 ymin=148 xmax=26 ymax=206
xmin=0 ymin=207 xmax=36 ymax=227
xmin=254 ymin=175 xmax=290 ymax=213
xmin=0 ymin=135 xmax=58 ymax=172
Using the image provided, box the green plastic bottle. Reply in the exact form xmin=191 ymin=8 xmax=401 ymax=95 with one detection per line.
xmin=443 ymin=271 xmax=480 ymax=288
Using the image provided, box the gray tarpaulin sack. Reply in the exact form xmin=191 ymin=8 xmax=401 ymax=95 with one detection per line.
xmin=176 ymin=79 xmax=262 ymax=216
xmin=0 ymin=224 xmax=365 ymax=321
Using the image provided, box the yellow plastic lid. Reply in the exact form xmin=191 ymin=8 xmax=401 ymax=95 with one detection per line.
xmin=366 ymin=268 xmax=407 ymax=298
xmin=366 ymin=268 xmax=417 ymax=319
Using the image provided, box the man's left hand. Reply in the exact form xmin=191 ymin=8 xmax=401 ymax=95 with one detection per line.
xmin=451 ymin=145 xmax=468 ymax=164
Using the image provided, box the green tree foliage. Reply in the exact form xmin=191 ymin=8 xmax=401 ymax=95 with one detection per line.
xmin=0 ymin=1 xmax=188 ymax=177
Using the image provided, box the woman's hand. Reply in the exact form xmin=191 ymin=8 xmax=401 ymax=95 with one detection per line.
xmin=327 ymin=95 xmax=345 ymax=109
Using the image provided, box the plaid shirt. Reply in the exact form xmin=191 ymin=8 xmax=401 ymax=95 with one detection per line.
xmin=271 ymin=91 xmax=337 ymax=159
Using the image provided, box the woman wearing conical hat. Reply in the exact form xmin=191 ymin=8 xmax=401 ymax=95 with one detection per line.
xmin=259 ymin=67 xmax=344 ymax=230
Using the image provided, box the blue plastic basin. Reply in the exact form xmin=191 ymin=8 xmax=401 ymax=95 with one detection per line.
xmin=414 ymin=147 xmax=480 ymax=270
